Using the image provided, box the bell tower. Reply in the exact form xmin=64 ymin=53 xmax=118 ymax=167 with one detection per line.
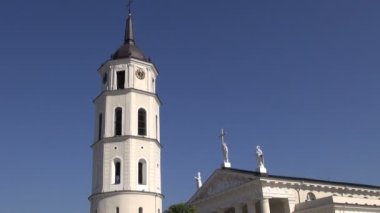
xmin=89 ymin=11 xmax=162 ymax=213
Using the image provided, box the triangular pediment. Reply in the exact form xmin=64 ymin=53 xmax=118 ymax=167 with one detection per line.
xmin=188 ymin=168 xmax=260 ymax=203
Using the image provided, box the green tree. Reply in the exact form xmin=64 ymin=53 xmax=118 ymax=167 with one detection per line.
xmin=165 ymin=203 xmax=196 ymax=213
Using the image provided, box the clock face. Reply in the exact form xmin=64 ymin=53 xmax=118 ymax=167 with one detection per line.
xmin=135 ymin=69 xmax=145 ymax=80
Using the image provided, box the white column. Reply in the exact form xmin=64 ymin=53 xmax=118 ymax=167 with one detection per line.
xmin=234 ymin=204 xmax=243 ymax=213
xmin=287 ymin=202 xmax=295 ymax=213
xmin=260 ymin=199 xmax=270 ymax=213
xmin=247 ymin=201 xmax=256 ymax=213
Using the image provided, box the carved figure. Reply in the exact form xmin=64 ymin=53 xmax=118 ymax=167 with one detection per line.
xmin=256 ymin=145 xmax=264 ymax=167
xmin=219 ymin=129 xmax=229 ymax=163
xmin=222 ymin=141 xmax=229 ymax=163
xmin=194 ymin=172 xmax=202 ymax=189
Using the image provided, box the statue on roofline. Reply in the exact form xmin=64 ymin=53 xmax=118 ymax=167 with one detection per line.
xmin=194 ymin=172 xmax=202 ymax=189
xmin=256 ymin=145 xmax=264 ymax=167
xmin=220 ymin=128 xmax=229 ymax=163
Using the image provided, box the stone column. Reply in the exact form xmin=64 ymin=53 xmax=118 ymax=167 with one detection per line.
xmin=247 ymin=201 xmax=256 ymax=213
xmin=260 ymin=199 xmax=270 ymax=213
xmin=234 ymin=204 xmax=243 ymax=213
xmin=287 ymin=200 xmax=296 ymax=213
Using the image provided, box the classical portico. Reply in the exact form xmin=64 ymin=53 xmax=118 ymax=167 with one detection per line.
xmin=188 ymin=168 xmax=380 ymax=213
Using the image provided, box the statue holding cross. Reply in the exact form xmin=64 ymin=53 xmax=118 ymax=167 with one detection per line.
xmin=219 ymin=128 xmax=231 ymax=168
xmin=255 ymin=145 xmax=267 ymax=174
xmin=194 ymin=172 xmax=202 ymax=189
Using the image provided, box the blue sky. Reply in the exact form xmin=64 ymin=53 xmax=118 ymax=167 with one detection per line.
xmin=1 ymin=0 xmax=380 ymax=212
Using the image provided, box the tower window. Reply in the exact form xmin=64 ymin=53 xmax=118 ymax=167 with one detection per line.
xmin=115 ymin=107 xmax=122 ymax=136
xmin=112 ymin=159 xmax=121 ymax=184
xmin=139 ymin=207 xmax=143 ymax=213
xmin=116 ymin=207 xmax=119 ymax=213
xmin=102 ymin=73 xmax=107 ymax=84
xmin=152 ymin=78 xmax=155 ymax=92
xmin=138 ymin=159 xmax=147 ymax=185
xmin=116 ymin=71 xmax=125 ymax=89
xmin=98 ymin=113 xmax=103 ymax=140
xmin=115 ymin=162 xmax=121 ymax=184
xmin=138 ymin=108 xmax=147 ymax=136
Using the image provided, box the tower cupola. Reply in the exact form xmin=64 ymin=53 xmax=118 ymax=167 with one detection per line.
xmin=112 ymin=13 xmax=147 ymax=61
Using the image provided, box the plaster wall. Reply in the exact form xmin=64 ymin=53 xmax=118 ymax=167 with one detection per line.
xmin=95 ymin=138 xmax=161 ymax=193
xmin=91 ymin=57 xmax=162 ymax=213
xmin=91 ymin=193 xmax=162 ymax=213
xmin=94 ymin=92 xmax=160 ymax=140
xmin=98 ymin=59 xmax=158 ymax=93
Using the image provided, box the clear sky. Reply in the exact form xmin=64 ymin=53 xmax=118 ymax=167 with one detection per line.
xmin=0 ymin=0 xmax=380 ymax=212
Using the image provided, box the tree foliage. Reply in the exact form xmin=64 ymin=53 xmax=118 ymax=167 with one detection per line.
xmin=165 ymin=203 xmax=196 ymax=213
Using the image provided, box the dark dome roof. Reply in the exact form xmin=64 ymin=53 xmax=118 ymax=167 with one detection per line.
xmin=112 ymin=43 xmax=147 ymax=61
xmin=111 ymin=13 xmax=148 ymax=62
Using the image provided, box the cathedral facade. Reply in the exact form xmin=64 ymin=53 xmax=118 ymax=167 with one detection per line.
xmin=188 ymin=147 xmax=380 ymax=213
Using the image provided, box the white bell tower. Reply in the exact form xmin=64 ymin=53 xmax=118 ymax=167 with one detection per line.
xmin=89 ymin=11 xmax=163 ymax=213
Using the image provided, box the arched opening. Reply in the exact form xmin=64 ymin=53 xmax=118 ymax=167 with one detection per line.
xmin=116 ymin=70 xmax=125 ymax=89
xmin=138 ymin=108 xmax=147 ymax=136
xmin=112 ymin=159 xmax=121 ymax=184
xmin=306 ymin=192 xmax=316 ymax=201
xmin=152 ymin=78 xmax=155 ymax=93
xmin=102 ymin=73 xmax=107 ymax=85
xmin=116 ymin=207 xmax=119 ymax=213
xmin=138 ymin=159 xmax=147 ymax=185
xmin=115 ymin=107 xmax=122 ymax=136
xmin=139 ymin=207 xmax=143 ymax=213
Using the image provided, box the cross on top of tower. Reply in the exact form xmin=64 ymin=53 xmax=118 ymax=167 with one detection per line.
xmin=111 ymin=0 xmax=149 ymax=61
xmin=127 ymin=0 xmax=134 ymax=14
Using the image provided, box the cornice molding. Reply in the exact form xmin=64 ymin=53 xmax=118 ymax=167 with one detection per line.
xmin=93 ymin=88 xmax=162 ymax=105
xmin=91 ymin=135 xmax=162 ymax=148
xmin=89 ymin=190 xmax=164 ymax=201
xmin=260 ymin=178 xmax=380 ymax=195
